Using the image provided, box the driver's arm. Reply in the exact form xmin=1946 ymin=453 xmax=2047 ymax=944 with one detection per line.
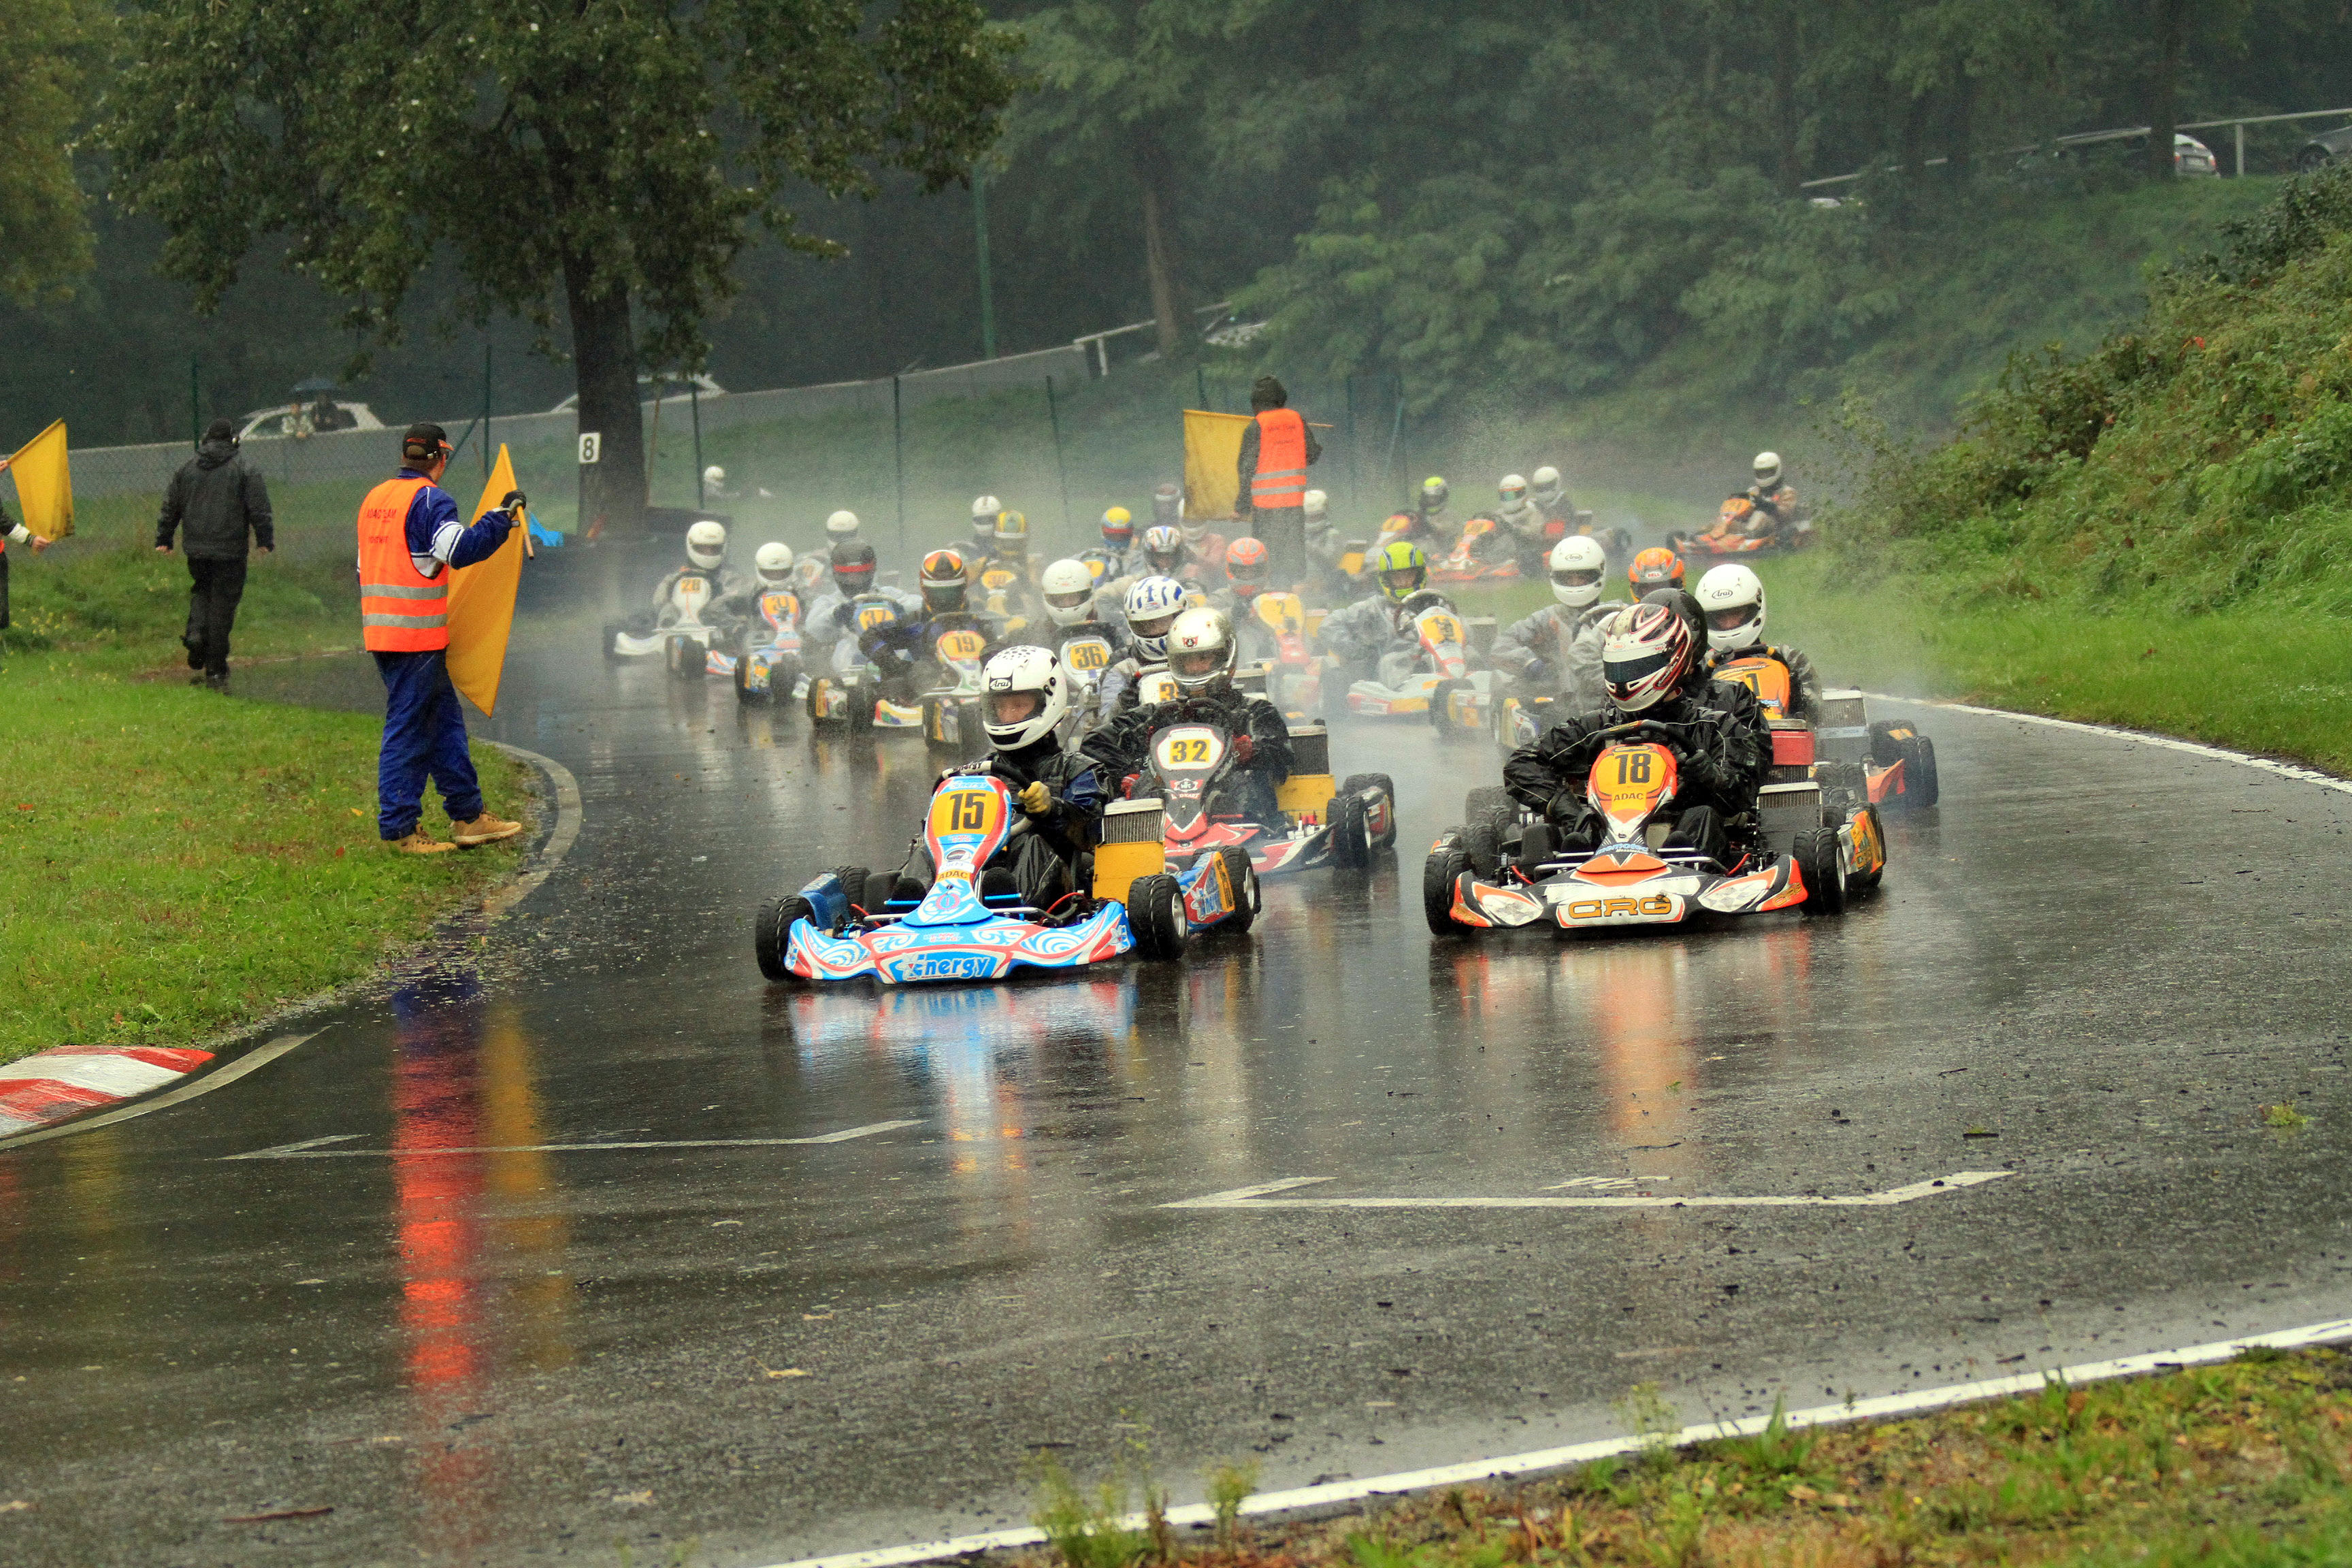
xmin=1503 ymin=710 xmax=1605 ymax=811
xmin=1243 ymin=700 xmax=1292 ymax=779
xmin=1030 ymin=762 xmax=1106 ymax=856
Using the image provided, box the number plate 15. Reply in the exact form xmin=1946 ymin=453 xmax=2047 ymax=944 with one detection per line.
xmin=928 ymin=787 xmax=1004 ymax=839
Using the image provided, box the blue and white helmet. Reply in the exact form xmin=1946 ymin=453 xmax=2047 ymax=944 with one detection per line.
xmin=1122 ymin=575 xmax=1190 ymax=659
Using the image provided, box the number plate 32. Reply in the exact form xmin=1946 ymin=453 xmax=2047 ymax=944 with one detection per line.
xmin=1154 ymin=727 xmax=1224 ymax=773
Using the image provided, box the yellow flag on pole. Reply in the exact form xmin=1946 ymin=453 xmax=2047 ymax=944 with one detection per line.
xmin=7 ymin=419 xmax=72 ymax=540
xmin=1181 ymin=408 xmax=1252 ymax=521
xmin=446 ymin=444 xmax=525 ymax=717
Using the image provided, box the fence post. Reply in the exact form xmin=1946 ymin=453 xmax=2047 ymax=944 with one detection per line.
xmin=2235 ymin=120 xmax=2246 ymax=177
xmin=188 ymin=356 xmax=199 ymax=448
xmin=974 ymin=173 xmax=998 ymax=360
xmin=690 ymin=380 xmax=704 ymax=508
xmin=892 ymin=374 xmax=906 ymax=556
xmin=1046 ymin=375 xmax=1073 ymax=534
xmin=1385 ymin=376 xmax=1406 ymax=506
xmin=484 ymin=340 xmax=494 ymax=483
xmin=1342 ymin=376 xmax=1358 ymax=517
xmin=1196 ymin=364 xmax=1207 ymax=410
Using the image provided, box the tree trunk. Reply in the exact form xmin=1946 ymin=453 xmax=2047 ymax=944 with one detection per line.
xmin=1900 ymin=88 xmax=1931 ymax=191
xmin=1134 ymin=127 xmax=1188 ymax=360
xmin=1947 ymin=59 xmax=1975 ymax=183
xmin=2147 ymin=0 xmax=2185 ymax=179
xmin=1771 ymin=7 xmax=1802 ymax=195
xmin=564 ymin=251 xmax=644 ymax=536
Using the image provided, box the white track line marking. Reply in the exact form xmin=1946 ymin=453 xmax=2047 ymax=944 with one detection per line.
xmin=1866 ymin=693 xmax=2352 ymax=796
xmin=1163 ymin=1171 xmax=2009 ymax=1210
xmin=482 ymin=742 xmax=585 ymax=917
xmin=755 ymin=1314 xmax=2352 ymax=1568
xmin=0 ymin=1033 xmax=321 ymax=1154
xmin=221 ymin=1117 xmax=923 ymax=1159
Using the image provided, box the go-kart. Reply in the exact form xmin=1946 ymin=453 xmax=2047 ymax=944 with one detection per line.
xmin=1239 ymin=591 xmax=1322 ymax=721
xmin=1054 ymin=625 xmax=1124 ymax=740
xmin=1709 ymin=655 xmax=1930 ymax=866
xmin=716 ymin=587 xmax=805 ymax=704
xmin=753 ymin=772 xmax=1247 ymax=984
xmin=1668 ymin=496 xmax=1816 ymax=561
xmin=1540 ymin=508 xmax=1631 ymax=558
xmin=1344 ymin=593 xmax=1501 ymax=740
xmin=1429 ymin=516 xmax=1522 ymax=584
xmin=1141 ymin=719 xmax=1394 ymax=879
xmin=1424 ymin=719 xmax=1850 ymax=936
xmin=806 ymin=596 xmax=973 ymax=734
xmin=604 ymin=570 xmax=736 ymax=677
xmin=882 ymin=624 xmax=992 ymax=747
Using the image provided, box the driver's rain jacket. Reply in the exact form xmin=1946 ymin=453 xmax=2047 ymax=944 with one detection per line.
xmin=945 ymin=740 xmax=1107 ymax=862
xmin=1081 ymin=688 xmax=1294 ymax=821
xmin=1492 ymin=600 xmax=1624 ymax=709
xmin=1502 ymin=679 xmax=1772 ymax=824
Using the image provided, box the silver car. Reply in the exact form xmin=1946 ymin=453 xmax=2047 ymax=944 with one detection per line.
xmin=2298 ymin=123 xmax=2352 ymax=172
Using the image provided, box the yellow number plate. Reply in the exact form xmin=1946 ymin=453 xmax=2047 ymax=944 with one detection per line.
xmin=936 ymin=629 xmax=987 ymax=661
xmin=1154 ymin=728 xmax=1222 ymax=770
xmin=856 ymin=603 xmax=898 ymax=631
xmin=1064 ymin=638 xmax=1111 ymax=670
xmin=928 ymin=787 xmax=1004 ymax=839
xmin=1422 ymin=612 xmax=1463 ymax=644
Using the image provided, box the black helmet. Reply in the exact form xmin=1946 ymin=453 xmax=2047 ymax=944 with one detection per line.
xmin=919 ymin=549 xmax=968 ymax=614
xmin=831 ymin=539 xmax=877 ymax=593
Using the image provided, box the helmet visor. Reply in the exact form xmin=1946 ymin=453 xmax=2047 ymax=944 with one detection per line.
xmin=924 ymin=582 xmax=966 ymax=612
xmin=1131 ymin=612 xmax=1177 ymax=640
xmin=987 ymin=691 xmax=1041 ymax=726
xmin=1603 ymin=647 xmax=1678 ymax=690
xmin=835 ymin=564 xmax=875 ymax=591
xmin=1047 ymin=589 xmax=1092 ymax=612
xmin=1706 ymin=606 xmax=1752 ymax=633
xmin=1552 ymin=568 xmax=1603 ymax=590
xmin=1170 ymin=647 xmax=1226 ymax=681
xmin=1380 ymin=568 xmax=1422 ymax=597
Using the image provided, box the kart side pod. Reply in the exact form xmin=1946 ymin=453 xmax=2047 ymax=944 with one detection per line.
xmin=1274 ymin=722 xmax=1337 ymax=821
xmin=1094 ymin=798 xmax=1169 ymax=906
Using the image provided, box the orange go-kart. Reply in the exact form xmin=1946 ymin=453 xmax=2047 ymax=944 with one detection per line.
xmin=1668 ymin=495 xmax=1816 ymax=561
xmin=1710 ymin=655 xmax=1934 ymax=833
xmin=1424 ymin=720 xmax=1849 ymax=936
xmin=1429 ymin=516 xmax=1523 ymax=584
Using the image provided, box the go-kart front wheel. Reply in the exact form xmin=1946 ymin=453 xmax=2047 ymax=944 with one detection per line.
xmin=1128 ymin=874 xmax=1186 ymax=961
xmin=1423 ymin=846 xmax=1471 ymax=935
xmin=1341 ymin=772 xmax=1399 ymax=849
xmin=1216 ymin=847 xmax=1259 ymax=933
xmin=755 ymin=894 xmax=815 ymax=981
xmin=1794 ymin=828 xmax=1847 ymax=917
xmin=1906 ymin=736 xmax=1940 ymax=808
xmin=1329 ymin=792 xmax=1370 ymax=869
xmin=734 ymin=657 xmax=766 ymax=705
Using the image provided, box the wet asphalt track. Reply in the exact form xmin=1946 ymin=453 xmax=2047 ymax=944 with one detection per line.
xmin=6 ymin=618 xmax=2352 ymax=1567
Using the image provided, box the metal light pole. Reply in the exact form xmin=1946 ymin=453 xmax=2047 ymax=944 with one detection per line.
xmin=483 ymin=340 xmax=493 ymax=482
xmin=892 ymin=374 xmax=906 ymax=553
xmin=974 ymin=172 xmax=998 ymax=360
xmin=691 ymin=381 xmax=704 ymax=509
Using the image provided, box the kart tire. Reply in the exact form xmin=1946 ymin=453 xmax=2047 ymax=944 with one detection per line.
xmin=1329 ymin=791 xmax=1369 ymax=870
xmin=1423 ymin=847 xmax=1471 ymax=936
xmin=1428 ymin=679 xmax=1461 ymax=738
xmin=670 ymin=639 xmax=705 ymax=681
xmin=1128 ymin=873 xmax=1186 ymax=961
xmin=734 ymin=656 xmax=765 ymax=705
xmin=755 ymin=894 xmax=815 ymax=981
xmin=1795 ymin=828 xmax=1847 ymax=917
xmin=830 ymin=866 xmax=871 ymax=919
xmin=1906 ymin=736 xmax=1940 ymax=808
xmin=1342 ymin=773 xmax=1399 ymax=848
xmin=1463 ymin=784 xmax=1512 ymax=835
xmin=1849 ymin=805 xmax=1886 ymax=892
xmin=1463 ymin=820 xmax=1503 ymax=879
xmin=1868 ymin=720 xmax=1912 ymax=767
xmin=845 ymin=688 xmax=875 ymax=733
xmin=1217 ymin=847 xmax=1258 ymax=934
xmin=602 ymin=621 xmax=629 ymax=664
xmin=805 ymin=674 xmax=833 ymax=725
xmin=863 ymin=869 xmax=904 ymax=915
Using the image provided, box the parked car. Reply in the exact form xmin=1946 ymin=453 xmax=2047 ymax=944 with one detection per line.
xmin=236 ymin=398 xmax=385 ymax=441
xmin=2019 ymin=129 xmax=2220 ymax=179
xmin=548 ymin=374 xmax=724 ymax=415
xmin=2296 ymin=123 xmax=2352 ymax=172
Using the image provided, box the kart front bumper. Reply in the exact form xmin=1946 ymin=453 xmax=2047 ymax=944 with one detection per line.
xmin=1448 ymin=857 xmax=1806 ymax=931
xmin=785 ymin=903 xmax=1135 ymax=984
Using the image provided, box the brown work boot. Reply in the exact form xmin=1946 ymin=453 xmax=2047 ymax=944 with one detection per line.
xmin=450 ymin=812 xmax=524 ymax=847
xmin=389 ymin=830 xmax=457 ymax=855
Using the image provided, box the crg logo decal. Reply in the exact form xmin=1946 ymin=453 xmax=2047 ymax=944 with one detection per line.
xmin=1564 ymin=894 xmax=1676 ymax=920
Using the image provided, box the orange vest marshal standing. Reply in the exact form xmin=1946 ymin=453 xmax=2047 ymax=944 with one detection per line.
xmin=1232 ymin=375 xmax=1322 ymax=586
xmin=362 ymin=423 xmax=527 ymax=855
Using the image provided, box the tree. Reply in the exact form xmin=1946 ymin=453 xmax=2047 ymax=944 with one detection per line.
xmin=0 ymin=0 xmax=103 ymax=306
xmin=103 ymin=0 xmax=1019 ymax=531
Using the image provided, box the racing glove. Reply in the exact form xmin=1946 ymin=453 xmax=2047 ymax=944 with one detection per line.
xmin=1230 ymin=732 xmax=1256 ymax=765
xmin=1545 ymin=788 xmax=1584 ymax=826
xmin=500 ymin=490 xmax=527 ymax=514
xmin=1519 ymin=657 xmax=1549 ymax=684
xmin=1678 ymin=746 xmax=1726 ymax=793
xmin=1017 ymin=781 xmax=1053 ymax=816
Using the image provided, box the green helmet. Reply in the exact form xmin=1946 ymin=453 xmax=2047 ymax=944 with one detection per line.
xmin=1372 ymin=539 xmax=1428 ymax=602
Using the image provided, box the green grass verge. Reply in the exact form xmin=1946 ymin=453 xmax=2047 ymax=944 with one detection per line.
xmin=1023 ymin=1348 xmax=2352 ymax=1568
xmin=0 ymin=663 xmax=531 ymax=1067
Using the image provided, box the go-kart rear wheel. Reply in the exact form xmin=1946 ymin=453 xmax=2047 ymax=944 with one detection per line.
xmin=862 ymin=868 xmax=906 ymax=915
xmin=830 ymin=866 xmax=871 ymax=917
xmin=755 ymin=894 xmax=815 ymax=981
xmin=845 ymin=687 xmax=875 ymax=733
xmin=602 ymin=621 xmax=629 ymax=664
xmin=1848 ymin=805 xmax=1886 ymax=892
xmin=1906 ymin=736 xmax=1940 ymax=808
xmin=1794 ymin=828 xmax=1847 ymax=917
xmin=1423 ymin=847 xmax=1471 ymax=935
xmin=1128 ymin=873 xmax=1186 ymax=961
xmin=1342 ymin=773 xmax=1399 ymax=848
xmin=1329 ymin=792 xmax=1370 ymax=869
xmin=1216 ymin=847 xmax=1258 ymax=933
xmin=1463 ymin=820 xmax=1503 ymax=879
xmin=670 ymin=638 xmax=706 ymax=681
xmin=805 ymin=674 xmax=833 ymax=724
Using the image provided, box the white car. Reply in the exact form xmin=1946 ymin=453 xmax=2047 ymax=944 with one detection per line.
xmin=548 ymin=374 xmax=724 ymax=414
xmin=236 ymin=399 xmax=385 ymax=441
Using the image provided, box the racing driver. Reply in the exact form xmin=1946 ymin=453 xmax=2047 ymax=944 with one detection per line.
xmin=1695 ymin=563 xmax=1821 ymax=722
xmin=1085 ymin=606 xmax=1292 ymax=824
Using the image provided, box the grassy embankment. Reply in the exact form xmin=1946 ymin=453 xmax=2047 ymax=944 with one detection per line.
xmin=1026 ymin=1348 xmax=2352 ymax=1568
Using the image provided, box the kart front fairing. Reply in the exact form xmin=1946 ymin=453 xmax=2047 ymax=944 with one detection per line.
xmin=783 ymin=774 xmax=1135 ymax=985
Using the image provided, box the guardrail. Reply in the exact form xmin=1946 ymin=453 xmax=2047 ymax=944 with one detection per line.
xmin=1799 ymin=104 xmax=2352 ymax=191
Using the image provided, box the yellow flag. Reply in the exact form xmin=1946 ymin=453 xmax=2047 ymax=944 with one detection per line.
xmin=1181 ymin=408 xmax=1252 ymax=521
xmin=7 ymin=419 xmax=72 ymax=540
xmin=446 ymin=445 xmax=525 ymax=717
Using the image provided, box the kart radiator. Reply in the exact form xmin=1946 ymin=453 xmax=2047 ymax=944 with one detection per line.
xmin=1286 ymin=723 xmax=1331 ymax=775
xmin=1816 ymin=690 xmax=1869 ymax=762
xmin=1101 ymin=798 xmax=1166 ymax=844
xmin=1758 ymin=780 xmax=1824 ymax=856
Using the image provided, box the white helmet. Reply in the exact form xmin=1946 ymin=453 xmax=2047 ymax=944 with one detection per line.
xmin=1531 ymin=464 xmax=1562 ymax=491
xmin=1753 ymin=451 xmax=1782 ymax=487
xmin=1122 ymin=575 xmax=1190 ymax=659
xmin=1547 ymin=536 xmax=1609 ymax=609
xmin=1694 ymin=564 xmax=1767 ymax=654
xmin=754 ymin=541 xmax=795 ymax=586
xmin=1499 ymin=473 xmax=1529 ymax=506
xmin=1040 ymin=558 xmax=1096 ymax=627
xmin=826 ymin=508 xmax=860 ymax=538
xmin=1303 ymin=488 xmax=1328 ymax=521
xmin=970 ymin=495 xmax=1002 ymax=539
xmin=703 ymin=464 xmax=727 ymax=488
xmin=980 ymin=645 xmax=1068 ymax=751
xmin=685 ymin=519 xmax=727 ymax=570
xmin=1165 ymin=606 xmax=1237 ymax=694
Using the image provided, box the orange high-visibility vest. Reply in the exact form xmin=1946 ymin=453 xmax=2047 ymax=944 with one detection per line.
xmin=356 ymin=476 xmax=447 ymax=653
xmin=1250 ymin=408 xmax=1309 ymax=510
